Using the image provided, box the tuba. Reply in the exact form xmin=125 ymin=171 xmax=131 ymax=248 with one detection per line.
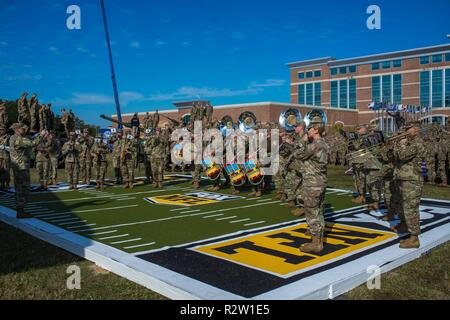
xmin=219 ymin=115 xmax=235 ymax=136
xmin=238 ymin=111 xmax=257 ymax=134
xmin=279 ymin=108 xmax=302 ymax=132
xmin=304 ymin=109 xmax=328 ymax=127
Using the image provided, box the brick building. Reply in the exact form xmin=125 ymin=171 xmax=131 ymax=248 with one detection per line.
xmin=113 ymin=44 xmax=450 ymax=129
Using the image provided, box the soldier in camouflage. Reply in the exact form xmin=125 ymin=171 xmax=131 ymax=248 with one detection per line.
xmin=9 ymin=123 xmax=43 ymax=218
xmin=108 ymin=129 xmax=124 ymax=184
xmin=287 ymin=123 xmax=307 ymax=216
xmin=47 ymin=132 xmax=60 ymax=185
xmin=436 ymin=134 xmax=448 ymax=186
xmin=391 ymin=122 xmax=425 ymax=249
xmin=62 ymin=132 xmax=82 ymax=190
xmin=150 ymin=128 xmax=169 ymax=188
xmin=119 ymin=131 xmax=139 ymax=188
xmin=424 ymin=135 xmax=437 ymax=184
xmin=0 ymin=126 xmax=11 ymax=189
xmin=349 ymin=125 xmax=369 ymax=204
xmin=0 ymin=103 xmax=8 ymax=128
xmin=78 ymin=129 xmax=94 ymax=184
xmin=91 ymin=135 xmax=110 ymax=189
xmin=290 ymin=116 xmax=329 ymax=253
xmin=35 ymin=133 xmax=51 ymax=190
xmin=29 ymin=93 xmax=39 ymax=132
xmin=143 ymin=130 xmax=155 ymax=184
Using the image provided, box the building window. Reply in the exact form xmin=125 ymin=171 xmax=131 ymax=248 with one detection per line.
xmin=420 ymin=71 xmax=430 ymax=106
xmin=339 ymin=79 xmax=347 ymax=108
xmin=382 ymin=61 xmax=391 ymax=69
xmin=349 ymin=65 xmax=356 ymax=73
xmin=314 ymin=70 xmax=321 ymax=77
xmin=432 ymin=70 xmax=443 ymax=108
xmin=393 ymin=74 xmax=402 ymax=104
xmin=306 ymin=83 xmax=314 ymax=105
xmin=314 ymin=83 xmax=321 ymax=106
xmin=306 ymin=71 xmax=313 ymax=78
xmin=372 ymin=76 xmax=381 ymax=102
xmin=330 ymin=68 xmax=337 ymax=76
xmin=420 ymin=56 xmax=430 ymax=65
xmin=446 ymin=53 xmax=450 ymax=62
xmin=432 ymin=55 xmax=443 ymax=63
xmin=446 ymin=69 xmax=450 ymax=107
xmin=331 ymin=81 xmax=338 ymax=107
xmin=339 ymin=67 xmax=347 ymax=74
xmin=298 ymin=72 xmax=304 ymax=79
xmin=393 ymin=60 xmax=402 ymax=68
xmin=382 ymin=75 xmax=391 ymax=102
xmin=298 ymin=84 xmax=305 ymax=104
xmin=349 ymin=79 xmax=356 ymax=109
xmin=372 ymin=63 xmax=380 ymax=70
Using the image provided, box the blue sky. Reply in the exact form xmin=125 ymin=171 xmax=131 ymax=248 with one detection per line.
xmin=0 ymin=0 xmax=449 ymax=126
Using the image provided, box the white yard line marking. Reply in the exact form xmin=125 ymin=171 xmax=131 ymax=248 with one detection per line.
xmin=123 ymin=242 xmax=156 ymax=250
xmin=40 ymin=214 xmax=70 ymax=219
xmin=256 ymin=199 xmax=273 ymax=203
xmin=83 ymin=230 xmax=117 ymax=236
xmin=59 ymin=220 xmax=88 ymax=226
xmin=170 ymin=207 xmax=189 ymax=211
xmin=110 ymin=238 xmax=142 ymax=245
xmin=39 ymin=205 xmax=139 ymax=218
xmin=98 ymin=234 xmax=129 ymax=240
xmin=116 ymin=197 xmax=136 ymax=201
xmin=202 ymin=213 xmax=223 ymax=218
xmin=77 ymin=200 xmax=281 ymax=232
xmin=244 ymin=221 xmax=266 ymax=226
xmin=33 ymin=187 xmax=191 ymax=204
xmin=337 ymin=192 xmax=351 ymax=196
xmin=216 ymin=216 xmax=237 ymax=221
xmin=68 ymin=223 xmax=96 ymax=230
xmin=180 ymin=209 xmax=201 ymax=214
xmin=50 ymin=217 xmax=81 ymax=223
xmin=229 ymin=218 xmax=251 ymax=223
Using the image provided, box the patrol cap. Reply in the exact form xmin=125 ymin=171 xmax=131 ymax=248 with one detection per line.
xmin=307 ymin=116 xmax=323 ymax=129
xmin=10 ymin=123 xmax=27 ymax=130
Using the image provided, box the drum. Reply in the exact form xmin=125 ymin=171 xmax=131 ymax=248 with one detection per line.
xmin=202 ymin=158 xmax=222 ymax=181
xmin=242 ymin=159 xmax=264 ymax=185
xmin=224 ymin=163 xmax=246 ymax=187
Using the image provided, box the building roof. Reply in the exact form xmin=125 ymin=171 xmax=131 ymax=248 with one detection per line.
xmin=287 ymin=43 xmax=450 ymax=69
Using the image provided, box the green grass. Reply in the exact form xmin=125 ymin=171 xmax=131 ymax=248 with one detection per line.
xmin=0 ymin=166 xmax=449 ymax=300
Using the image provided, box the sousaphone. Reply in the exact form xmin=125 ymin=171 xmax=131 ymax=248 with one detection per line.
xmin=304 ymin=109 xmax=328 ymax=127
xmin=279 ymin=108 xmax=302 ymax=132
xmin=219 ymin=115 xmax=235 ymax=136
xmin=238 ymin=111 xmax=257 ymax=134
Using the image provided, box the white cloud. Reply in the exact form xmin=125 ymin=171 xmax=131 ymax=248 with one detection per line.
xmin=154 ymin=39 xmax=166 ymax=47
xmin=181 ymin=41 xmax=192 ymax=47
xmin=48 ymin=46 xmax=61 ymax=54
xmin=76 ymin=47 xmax=88 ymax=53
xmin=58 ymin=91 xmax=144 ymax=106
xmin=249 ymin=79 xmax=286 ymax=88
xmin=146 ymin=86 xmax=262 ymax=102
xmin=130 ymin=41 xmax=140 ymax=48
xmin=4 ymin=74 xmax=42 ymax=81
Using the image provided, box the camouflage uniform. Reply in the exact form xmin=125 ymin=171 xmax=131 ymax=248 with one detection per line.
xmin=48 ymin=137 xmax=60 ymax=184
xmin=62 ymin=138 xmax=82 ymax=188
xmin=349 ymin=133 xmax=368 ymax=199
xmin=35 ymin=138 xmax=51 ymax=188
xmin=203 ymin=104 xmax=213 ymax=128
xmin=143 ymin=134 xmax=154 ymax=184
xmin=0 ymin=106 xmax=8 ymax=128
xmin=91 ymin=139 xmax=109 ymax=187
xmin=109 ymin=133 xmax=123 ymax=184
xmin=78 ymin=133 xmax=94 ymax=184
xmin=393 ymin=135 xmax=425 ymax=236
xmin=119 ymin=136 xmax=138 ymax=188
xmin=9 ymin=128 xmax=41 ymax=212
xmin=374 ymin=144 xmax=397 ymax=217
xmin=284 ymin=132 xmax=305 ymax=205
xmin=0 ymin=131 xmax=10 ymax=189
xmin=38 ymin=105 xmax=48 ymax=131
xmin=292 ymin=137 xmax=329 ymax=236
xmin=425 ymin=139 xmax=437 ymax=183
xmin=29 ymin=94 xmax=39 ymax=132
xmin=150 ymin=133 xmax=169 ymax=188
xmin=437 ymin=136 xmax=448 ymax=185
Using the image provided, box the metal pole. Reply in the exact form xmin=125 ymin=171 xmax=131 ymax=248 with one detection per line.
xmin=100 ymin=0 xmax=123 ymax=129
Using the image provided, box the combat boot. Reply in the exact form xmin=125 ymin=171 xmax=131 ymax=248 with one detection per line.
xmin=291 ymin=207 xmax=305 ymax=217
xmin=16 ymin=207 xmax=33 ymax=219
xmin=300 ymin=235 xmax=324 ymax=253
xmin=207 ymin=185 xmax=216 ymax=191
xmin=96 ymin=182 xmax=100 ymax=189
xmin=399 ymin=235 xmax=420 ymax=249
xmin=212 ymin=185 xmax=220 ymax=192
xmin=193 ymin=182 xmax=200 ymax=189
xmin=254 ymin=191 xmax=262 ymax=198
xmin=123 ymin=182 xmax=130 ymax=189
xmin=231 ymin=189 xmax=240 ymax=195
xmin=367 ymin=202 xmax=379 ymax=211
xmin=248 ymin=191 xmax=257 ymax=197
xmin=273 ymin=192 xmax=284 ymax=201
xmin=129 ymin=182 xmax=134 ymax=189
xmin=352 ymin=195 xmax=365 ymax=204
xmin=391 ymin=222 xmax=408 ymax=234
xmin=73 ymin=184 xmax=78 ymax=190
xmin=285 ymin=200 xmax=296 ymax=208
xmin=69 ymin=184 xmax=74 ymax=190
